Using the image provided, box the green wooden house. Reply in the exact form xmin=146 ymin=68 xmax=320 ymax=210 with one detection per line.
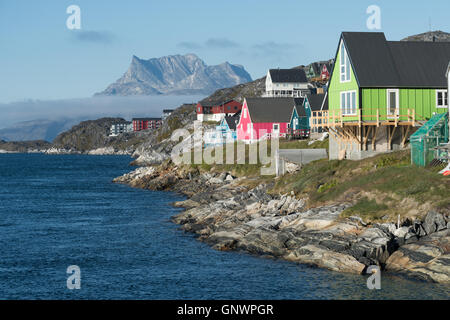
xmin=289 ymin=98 xmax=309 ymax=130
xmin=312 ymin=32 xmax=450 ymax=160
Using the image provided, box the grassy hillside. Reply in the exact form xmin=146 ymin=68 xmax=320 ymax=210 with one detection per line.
xmin=271 ymin=150 xmax=449 ymax=222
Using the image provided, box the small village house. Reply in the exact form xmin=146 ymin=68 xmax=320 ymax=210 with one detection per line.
xmin=109 ymin=121 xmax=133 ymax=137
xmin=196 ymin=100 xmax=242 ymax=122
xmin=132 ymin=118 xmax=162 ymax=131
xmin=236 ymin=98 xmax=298 ymax=143
xmin=320 ymin=63 xmax=331 ymax=81
xmin=287 ymin=93 xmax=329 ymax=138
xmin=264 ymin=69 xmax=310 ymax=98
xmin=204 ymin=111 xmax=240 ymax=146
xmin=306 ymin=62 xmax=322 ymax=79
xmin=311 ymin=32 xmax=450 ymax=160
xmin=307 ymin=93 xmax=328 ymax=133
xmin=287 ymin=97 xmax=310 ymax=139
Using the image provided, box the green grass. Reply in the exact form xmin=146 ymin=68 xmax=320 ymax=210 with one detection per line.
xmin=341 ymin=197 xmax=389 ymax=220
xmin=271 ymin=150 xmax=450 ymax=221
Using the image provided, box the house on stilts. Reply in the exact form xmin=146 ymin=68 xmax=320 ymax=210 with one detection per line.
xmin=311 ymin=32 xmax=450 ymax=160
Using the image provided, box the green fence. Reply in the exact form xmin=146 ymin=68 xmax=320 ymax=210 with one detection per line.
xmin=410 ymin=112 xmax=449 ymax=167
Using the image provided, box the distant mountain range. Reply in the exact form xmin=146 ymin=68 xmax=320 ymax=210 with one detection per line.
xmin=96 ymin=54 xmax=253 ymax=96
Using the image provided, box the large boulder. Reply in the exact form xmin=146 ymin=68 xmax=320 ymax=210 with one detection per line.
xmin=422 ymin=211 xmax=447 ymax=235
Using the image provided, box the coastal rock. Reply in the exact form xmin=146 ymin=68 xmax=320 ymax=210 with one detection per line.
xmin=87 ymin=147 xmax=130 ymax=155
xmin=393 ymin=226 xmax=410 ymax=238
xmin=132 ymin=150 xmax=170 ymax=166
xmin=285 ymin=244 xmax=366 ymax=274
xmin=385 ymin=230 xmax=450 ymax=283
xmin=422 ymin=211 xmax=447 ymax=235
xmin=225 ymin=174 xmax=234 ymax=181
xmin=113 ymin=166 xmax=156 ymax=185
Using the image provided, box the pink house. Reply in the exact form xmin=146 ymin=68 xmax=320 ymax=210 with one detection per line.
xmin=236 ymin=97 xmax=298 ymax=143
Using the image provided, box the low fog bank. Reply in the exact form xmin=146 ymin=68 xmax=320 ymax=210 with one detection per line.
xmin=0 ymin=95 xmax=203 ymax=141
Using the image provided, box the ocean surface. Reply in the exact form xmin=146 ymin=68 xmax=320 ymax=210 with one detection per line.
xmin=0 ymin=154 xmax=448 ymax=299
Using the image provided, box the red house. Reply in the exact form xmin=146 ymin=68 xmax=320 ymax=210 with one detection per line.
xmin=196 ymin=100 xmax=242 ymax=122
xmin=132 ymin=118 xmax=162 ymax=131
xmin=236 ymin=98 xmax=296 ymax=143
xmin=320 ymin=63 xmax=331 ymax=80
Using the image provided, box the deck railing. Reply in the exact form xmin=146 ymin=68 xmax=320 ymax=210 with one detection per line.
xmin=311 ymin=108 xmax=418 ymax=128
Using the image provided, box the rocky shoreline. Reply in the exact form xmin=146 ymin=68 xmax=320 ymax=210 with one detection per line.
xmin=113 ymin=164 xmax=450 ymax=284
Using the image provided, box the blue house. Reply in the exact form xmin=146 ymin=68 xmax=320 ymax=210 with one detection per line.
xmin=204 ymin=111 xmax=240 ymax=146
xmin=288 ymin=94 xmax=328 ymax=138
xmin=288 ymin=98 xmax=310 ymax=139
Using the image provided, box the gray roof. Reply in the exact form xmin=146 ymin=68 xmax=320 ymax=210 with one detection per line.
xmin=246 ymin=98 xmax=296 ymax=123
xmin=200 ymin=99 xmax=235 ymax=107
xmin=340 ymin=32 xmax=450 ymax=88
xmin=306 ymin=94 xmax=327 ymax=111
xmin=293 ymin=98 xmax=306 ymax=117
xmin=224 ymin=111 xmax=241 ymax=130
xmin=269 ymin=69 xmax=308 ymax=83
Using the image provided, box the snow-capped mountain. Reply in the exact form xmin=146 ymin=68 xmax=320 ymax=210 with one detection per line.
xmin=96 ymin=54 xmax=252 ymax=96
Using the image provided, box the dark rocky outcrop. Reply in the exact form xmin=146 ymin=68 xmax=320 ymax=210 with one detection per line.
xmin=0 ymin=140 xmax=52 ymax=153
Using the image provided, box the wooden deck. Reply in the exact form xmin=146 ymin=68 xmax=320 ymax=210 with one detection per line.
xmin=311 ymin=109 xmax=419 ymax=128
xmin=310 ymin=109 xmax=425 ymax=151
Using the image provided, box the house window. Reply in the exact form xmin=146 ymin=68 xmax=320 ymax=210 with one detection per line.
xmin=436 ymin=90 xmax=448 ymax=108
xmin=273 ymin=124 xmax=279 ymax=130
xmin=340 ymin=42 xmax=350 ymax=83
xmin=340 ymin=90 xmax=357 ymax=115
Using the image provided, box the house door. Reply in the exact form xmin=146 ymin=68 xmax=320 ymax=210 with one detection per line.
xmin=387 ymin=89 xmax=399 ymax=118
xmin=273 ymin=123 xmax=280 ymax=138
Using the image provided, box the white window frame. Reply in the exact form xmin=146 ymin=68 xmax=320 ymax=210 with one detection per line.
xmin=386 ymin=89 xmax=400 ymax=117
xmin=340 ymin=41 xmax=351 ymax=83
xmin=340 ymin=90 xmax=357 ymax=115
xmin=436 ymin=90 xmax=448 ymax=108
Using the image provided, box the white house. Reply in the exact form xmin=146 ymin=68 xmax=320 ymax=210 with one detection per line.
xmin=110 ymin=121 xmax=133 ymax=137
xmin=264 ymin=69 xmax=310 ymax=98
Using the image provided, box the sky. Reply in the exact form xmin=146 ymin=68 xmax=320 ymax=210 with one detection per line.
xmin=0 ymin=0 xmax=449 ymax=103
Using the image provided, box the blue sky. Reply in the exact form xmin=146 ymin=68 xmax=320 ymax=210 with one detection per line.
xmin=0 ymin=0 xmax=449 ymax=103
